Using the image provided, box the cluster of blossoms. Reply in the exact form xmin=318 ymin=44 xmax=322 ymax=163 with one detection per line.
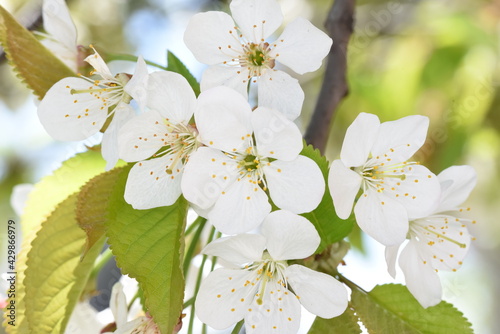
xmin=36 ymin=0 xmax=477 ymax=332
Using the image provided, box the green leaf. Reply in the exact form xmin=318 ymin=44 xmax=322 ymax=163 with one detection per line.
xmin=24 ymin=193 xmax=106 ymax=333
xmin=166 ymin=51 xmax=200 ymax=96
xmin=0 ymin=5 xmax=75 ymax=99
xmin=351 ymin=283 xmax=473 ymax=334
xmin=106 ymin=168 xmax=189 ymax=334
xmin=300 ymin=144 xmax=355 ymax=253
xmin=308 ymin=308 xmax=362 ymax=334
xmin=76 ymin=165 xmax=127 ymax=257
xmin=6 ymin=150 xmax=106 ymax=333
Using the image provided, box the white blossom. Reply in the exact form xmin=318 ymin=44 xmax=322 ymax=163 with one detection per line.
xmin=184 ymin=0 xmax=332 ymax=120
xmin=195 ymin=210 xmax=348 ymax=333
xmin=181 ymin=86 xmax=325 ymax=234
xmin=328 ymin=112 xmax=441 ymax=246
xmin=385 ymin=165 xmax=476 ymax=307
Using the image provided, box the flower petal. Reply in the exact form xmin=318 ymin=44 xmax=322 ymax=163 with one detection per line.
xmin=208 ymin=178 xmax=271 ymax=234
xmin=124 ymin=56 xmax=149 ymax=112
xmin=258 ymin=70 xmax=304 ymax=121
xmin=385 ymin=244 xmax=401 ymax=279
xmin=147 ymin=71 xmax=196 ymax=123
xmin=85 ymin=48 xmax=113 ymax=80
xmin=328 ymin=159 xmax=362 ymax=219
xmin=181 ymin=147 xmax=238 ymax=209
xmin=230 ymin=0 xmax=283 ymax=43
xmin=384 ymin=165 xmax=441 ymax=219
xmin=42 ymin=0 xmax=77 ymax=65
xmin=399 ymin=241 xmax=442 ymax=308
xmin=102 ymin=103 xmax=135 ymax=170
xmin=340 ymin=113 xmax=380 ymax=167
xmin=124 ymin=155 xmax=183 ymax=209
xmin=264 ymin=156 xmax=325 ymax=214
xmin=285 ymin=265 xmax=348 ymax=318
xmin=245 ymin=281 xmax=301 ymax=334
xmin=252 ymin=107 xmax=302 ymax=161
xmin=37 ymin=77 xmax=108 ymax=141
xmin=371 ymin=115 xmax=429 ymax=162
xmin=195 ymin=86 xmax=253 ymax=153
xmin=184 ymin=11 xmax=243 ymax=65
xmin=109 ymin=282 xmax=128 ymax=327
xmin=118 ymin=110 xmax=167 ymax=162
xmin=202 ymin=234 xmax=266 ymax=266
xmin=354 ymin=189 xmax=408 ymax=246
xmin=269 ymin=17 xmax=332 ymax=74
xmin=195 ymin=268 xmax=257 ymax=330
xmin=437 ymin=165 xmax=477 ymax=212
xmin=261 ymin=210 xmax=319 ymax=260
xmin=200 ymin=65 xmax=250 ymax=98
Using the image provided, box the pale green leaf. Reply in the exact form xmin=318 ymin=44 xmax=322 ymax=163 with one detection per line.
xmin=166 ymin=51 xmax=200 ymax=96
xmin=308 ymin=308 xmax=362 ymax=334
xmin=6 ymin=150 xmax=106 ymax=333
xmin=0 ymin=5 xmax=75 ymax=99
xmin=24 ymin=193 xmax=105 ymax=333
xmin=300 ymin=144 xmax=355 ymax=253
xmin=351 ymin=283 xmax=473 ymax=334
xmin=106 ymin=168 xmax=189 ymax=334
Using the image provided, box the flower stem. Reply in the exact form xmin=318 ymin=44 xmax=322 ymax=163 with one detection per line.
xmin=90 ymin=248 xmax=113 ymax=279
xmin=231 ymin=320 xmax=244 ymax=334
xmin=183 ymin=217 xmax=207 ymax=279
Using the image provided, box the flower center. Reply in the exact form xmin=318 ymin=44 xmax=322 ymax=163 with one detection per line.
xmin=241 ymin=42 xmax=275 ymax=77
xmin=251 ymin=252 xmax=288 ymax=305
xmin=235 ymin=148 xmax=269 ymax=191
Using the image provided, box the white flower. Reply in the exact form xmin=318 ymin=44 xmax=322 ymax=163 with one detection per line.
xmin=103 ymin=282 xmax=161 ymax=334
xmin=118 ymin=71 xmax=201 ymax=209
xmin=184 ymin=0 xmax=332 ymax=120
xmin=37 ymin=47 xmax=149 ymax=170
xmin=181 ymin=86 xmax=325 ymax=234
xmin=385 ymin=165 xmax=476 ymax=308
xmin=41 ymin=0 xmax=78 ymax=71
xmin=195 ymin=210 xmax=348 ymax=333
xmin=328 ymin=112 xmax=441 ymax=246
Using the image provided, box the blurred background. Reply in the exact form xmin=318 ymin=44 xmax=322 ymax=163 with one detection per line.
xmin=0 ymin=0 xmax=498 ymax=333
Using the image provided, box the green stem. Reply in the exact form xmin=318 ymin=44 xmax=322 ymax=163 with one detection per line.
xmin=188 ymin=226 xmax=217 ymax=334
xmin=183 ymin=297 xmax=195 ymax=309
xmin=337 ymin=273 xmax=368 ymax=294
xmin=90 ymin=248 xmax=113 ymax=279
xmin=183 ymin=217 xmax=207 ymax=279
xmin=185 ymin=216 xmax=206 ymax=236
xmin=104 ymin=53 xmax=167 ymax=70
xmin=231 ymin=320 xmax=244 ymax=334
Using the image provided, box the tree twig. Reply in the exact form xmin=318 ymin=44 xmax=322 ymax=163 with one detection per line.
xmin=304 ymin=0 xmax=355 ymax=153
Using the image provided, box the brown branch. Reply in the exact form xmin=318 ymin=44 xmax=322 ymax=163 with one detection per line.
xmin=304 ymin=0 xmax=355 ymax=154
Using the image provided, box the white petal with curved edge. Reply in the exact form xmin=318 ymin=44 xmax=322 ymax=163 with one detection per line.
xmin=201 ymin=65 xmax=250 ymax=98
xmin=245 ymin=281 xmax=301 ymax=334
xmin=340 ymin=113 xmax=380 ymax=167
xmin=124 ymin=155 xmax=183 ymax=209
xmin=354 ymin=189 xmax=409 ymax=246
xmin=230 ymin=0 xmax=283 ymax=43
xmin=437 ymin=165 xmax=477 ymax=212
xmin=371 ymin=115 xmax=429 ymax=162
xmin=181 ymin=147 xmax=237 ymax=209
xmin=43 ymin=0 xmax=77 ymax=53
xmin=85 ymin=49 xmax=114 ymax=80
xmin=252 ymin=107 xmax=302 ymax=161
xmin=147 ymin=71 xmax=196 ymax=123
xmin=208 ymin=178 xmax=271 ymax=234
xmin=124 ymin=56 xmax=149 ymax=112
xmin=328 ymin=159 xmax=362 ymax=219
xmin=195 ymin=268 xmax=257 ymax=330
xmin=102 ymin=103 xmax=135 ymax=170
xmin=37 ymin=77 xmax=108 ymax=141
xmin=41 ymin=38 xmax=77 ymax=72
xmin=261 ymin=210 xmax=319 ymax=260
xmin=269 ymin=17 xmax=332 ymax=74
xmin=410 ymin=216 xmax=471 ymax=271
xmin=399 ymin=241 xmax=442 ymax=308
xmin=258 ymin=70 xmax=304 ymax=121
xmin=383 ymin=165 xmax=441 ymax=219
xmin=385 ymin=244 xmax=401 ymax=278
xmin=195 ymin=86 xmax=253 ymax=152
xmin=118 ymin=110 xmax=168 ymax=162
xmin=286 ymin=265 xmax=348 ymax=318
xmin=109 ymin=283 xmax=128 ymax=327
xmin=264 ymin=156 xmax=325 ymax=214
xmin=184 ymin=11 xmax=244 ymax=65
xmin=202 ymin=234 xmax=266 ymax=266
